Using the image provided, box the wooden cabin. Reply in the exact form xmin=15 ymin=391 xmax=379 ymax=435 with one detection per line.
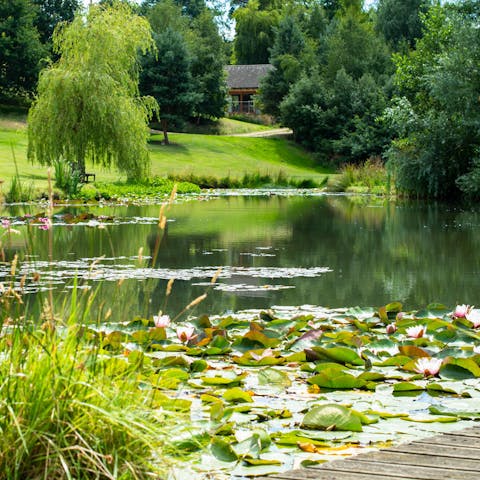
xmin=225 ymin=64 xmax=274 ymax=115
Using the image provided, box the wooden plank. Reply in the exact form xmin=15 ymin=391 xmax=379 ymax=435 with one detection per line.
xmin=416 ymin=434 xmax=480 ymax=448
xmin=444 ymin=427 xmax=480 ymax=438
xmin=354 ymin=450 xmax=480 ymax=471
xmin=310 ymin=458 xmax=480 ymax=480
xmin=387 ymin=442 xmax=480 ymax=458
xmin=259 ymin=471 xmax=408 ymax=480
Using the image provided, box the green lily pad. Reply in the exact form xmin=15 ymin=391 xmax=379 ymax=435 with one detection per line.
xmin=223 ymin=387 xmax=253 ymax=403
xmin=210 ymin=438 xmax=238 ymax=462
xmin=309 ymin=346 xmax=365 ymax=366
xmin=301 ymin=404 xmax=363 ymax=432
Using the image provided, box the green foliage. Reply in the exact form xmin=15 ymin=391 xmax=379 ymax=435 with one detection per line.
xmin=94 ymin=178 xmax=200 ymax=200
xmin=54 ymin=159 xmax=82 ymax=197
xmin=281 ymin=68 xmax=391 ymax=164
xmin=32 ymin=0 xmax=80 ymax=45
xmin=375 ymin=0 xmax=432 ymax=51
xmin=28 ymin=3 xmax=157 ymax=181
xmin=0 ymin=318 xmax=173 ymax=478
xmin=327 ymin=157 xmax=391 ymax=194
xmin=140 ymin=27 xmax=199 ymax=144
xmin=0 ymin=0 xmax=47 ymax=103
xmin=259 ymin=15 xmax=307 ymax=118
xmin=323 ymin=4 xmax=391 ymax=82
xmin=167 ymin=170 xmax=320 ymax=189
xmin=387 ymin=6 xmax=480 ymax=199
xmin=188 ymin=10 xmax=227 ymax=120
xmin=233 ymin=0 xmax=279 ymax=64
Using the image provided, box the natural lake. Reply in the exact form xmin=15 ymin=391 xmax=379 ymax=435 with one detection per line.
xmin=1 ymin=192 xmax=480 ymax=318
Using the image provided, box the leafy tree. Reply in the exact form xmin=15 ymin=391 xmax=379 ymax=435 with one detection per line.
xmin=32 ymin=0 xmax=80 ymax=45
xmin=386 ymin=6 xmax=480 ymax=199
xmin=233 ymin=0 xmax=279 ymax=64
xmin=189 ymin=10 xmax=227 ymax=120
xmin=259 ymin=15 xmax=306 ymax=117
xmin=28 ymin=4 xmax=157 ymax=180
xmin=0 ymin=0 xmax=46 ymax=103
xmin=140 ymin=28 xmax=200 ymax=144
xmin=174 ymin=0 xmax=206 ymax=17
xmin=324 ymin=3 xmax=391 ymax=82
xmin=375 ymin=0 xmax=431 ymax=51
xmin=281 ymin=68 xmax=390 ymax=163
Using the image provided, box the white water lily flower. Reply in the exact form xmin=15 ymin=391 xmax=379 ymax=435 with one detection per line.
xmin=406 ymin=325 xmax=426 ymax=338
xmin=176 ymin=326 xmax=195 ymax=343
xmin=414 ymin=357 xmax=442 ymax=376
xmin=454 ymin=304 xmax=471 ymax=318
xmin=466 ymin=309 xmax=480 ymax=328
xmin=153 ymin=314 xmax=171 ymax=328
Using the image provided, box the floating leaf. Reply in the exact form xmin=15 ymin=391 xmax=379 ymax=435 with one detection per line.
xmin=398 ymin=345 xmax=431 ymax=358
xmin=201 ymin=373 xmax=246 ymax=387
xmin=223 ymin=387 xmax=253 ymax=403
xmin=301 ymin=404 xmax=363 ymax=432
xmin=242 ymin=456 xmax=281 ymax=466
xmin=272 ymin=432 xmax=330 ymax=447
xmin=308 ymin=370 xmax=366 ymax=390
xmin=429 ymin=405 xmax=480 ymax=419
xmin=439 ymin=358 xmax=480 ymax=380
xmin=210 ymin=438 xmax=238 ymax=462
xmin=393 ymin=382 xmax=425 ymax=392
xmin=258 ymin=368 xmax=291 ymax=388
xmin=386 ymin=302 xmax=403 ymax=313
xmin=309 ymin=346 xmax=364 ymax=366
xmin=289 ymin=328 xmax=323 ymax=352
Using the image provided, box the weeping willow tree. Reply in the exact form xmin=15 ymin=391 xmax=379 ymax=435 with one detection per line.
xmin=28 ymin=3 xmax=158 ymax=181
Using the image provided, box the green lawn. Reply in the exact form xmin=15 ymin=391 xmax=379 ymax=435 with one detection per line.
xmin=0 ymin=118 xmax=331 ymax=193
xmin=148 ymin=133 xmax=331 ymax=181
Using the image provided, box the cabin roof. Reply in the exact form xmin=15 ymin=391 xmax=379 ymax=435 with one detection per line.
xmin=225 ymin=64 xmax=274 ymax=90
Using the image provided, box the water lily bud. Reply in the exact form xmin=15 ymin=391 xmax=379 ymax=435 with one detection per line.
xmin=386 ymin=323 xmax=397 ymax=334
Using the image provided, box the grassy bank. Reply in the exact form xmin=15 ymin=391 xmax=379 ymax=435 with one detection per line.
xmin=0 ymin=115 xmax=330 ymax=199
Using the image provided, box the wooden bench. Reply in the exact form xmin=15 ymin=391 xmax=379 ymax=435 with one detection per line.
xmin=81 ymin=173 xmax=96 ymax=183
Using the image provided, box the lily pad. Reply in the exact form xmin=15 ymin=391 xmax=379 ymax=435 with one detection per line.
xmin=301 ymin=404 xmax=363 ymax=432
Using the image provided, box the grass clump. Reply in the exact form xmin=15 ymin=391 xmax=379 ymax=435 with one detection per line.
xmin=168 ymin=171 xmax=324 ymax=189
xmin=327 ymin=157 xmax=391 ymax=195
xmin=0 ymin=297 xmax=174 ymax=479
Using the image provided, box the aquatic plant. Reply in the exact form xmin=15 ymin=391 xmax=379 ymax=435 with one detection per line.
xmin=414 ymin=357 xmax=443 ymax=377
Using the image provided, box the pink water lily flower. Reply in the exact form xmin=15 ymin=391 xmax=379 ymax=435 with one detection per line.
xmin=454 ymin=304 xmax=471 ymax=318
xmin=38 ymin=217 xmax=52 ymax=230
xmin=1 ymin=219 xmax=11 ymax=229
xmin=406 ymin=325 xmax=426 ymax=338
xmin=153 ymin=314 xmax=171 ymax=328
xmin=466 ymin=309 xmax=480 ymax=328
xmin=250 ymin=348 xmax=274 ymax=361
xmin=414 ymin=357 xmax=442 ymax=377
xmin=386 ymin=323 xmax=397 ymax=334
xmin=176 ymin=326 xmax=195 ymax=343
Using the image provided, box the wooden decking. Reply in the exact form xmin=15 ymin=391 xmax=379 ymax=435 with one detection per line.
xmin=260 ymin=426 xmax=480 ymax=480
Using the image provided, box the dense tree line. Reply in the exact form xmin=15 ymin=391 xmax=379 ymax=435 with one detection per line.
xmin=233 ymin=0 xmax=479 ymax=200
xmin=5 ymin=0 xmax=480 ymax=199
xmin=1 ymin=0 xmax=226 ymax=133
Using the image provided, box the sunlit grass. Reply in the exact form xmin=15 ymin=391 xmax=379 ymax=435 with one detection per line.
xmin=0 ymin=287 xmax=177 ymax=480
xmin=0 ymin=117 xmax=331 ymax=196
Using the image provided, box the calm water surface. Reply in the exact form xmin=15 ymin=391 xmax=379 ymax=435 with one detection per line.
xmin=1 ymin=194 xmax=479 ymax=319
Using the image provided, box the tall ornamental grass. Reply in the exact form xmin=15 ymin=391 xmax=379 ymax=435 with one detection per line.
xmin=0 ymin=295 xmax=173 ymax=480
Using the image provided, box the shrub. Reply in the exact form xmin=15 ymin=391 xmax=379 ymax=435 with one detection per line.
xmin=328 ymin=157 xmax=391 ymax=194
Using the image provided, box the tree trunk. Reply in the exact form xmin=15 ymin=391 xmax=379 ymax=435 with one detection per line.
xmin=161 ymin=119 xmax=169 ymax=145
